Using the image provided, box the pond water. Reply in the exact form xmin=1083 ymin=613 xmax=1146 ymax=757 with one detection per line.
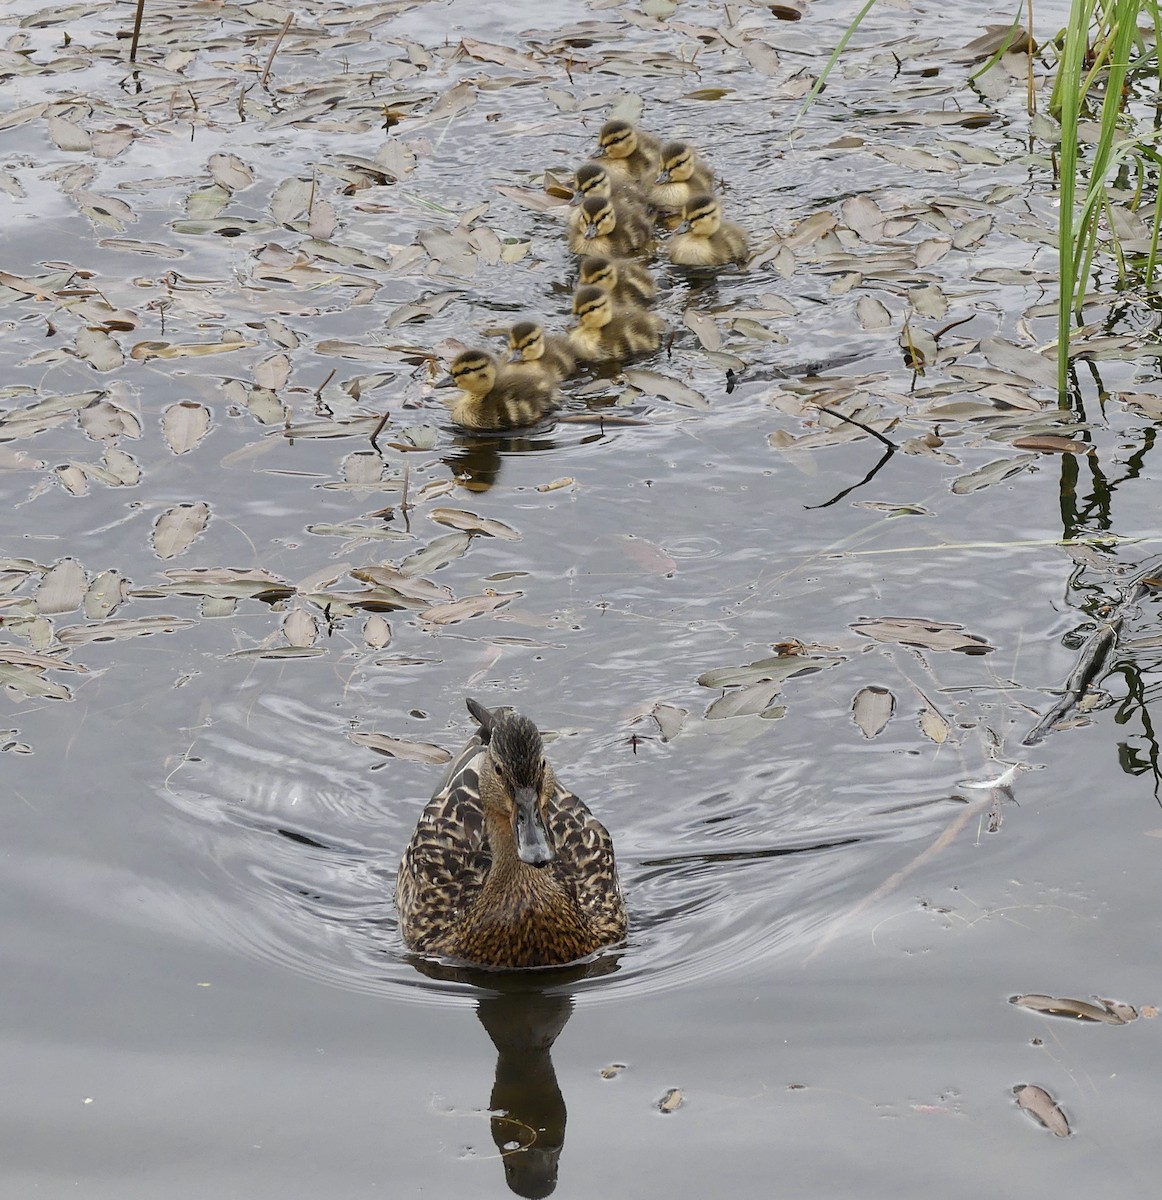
xmin=2 ymin=0 xmax=1161 ymax=1195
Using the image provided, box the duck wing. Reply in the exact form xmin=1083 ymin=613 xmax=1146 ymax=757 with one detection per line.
xmin=545 ymin=786 xmax=626 ymax=935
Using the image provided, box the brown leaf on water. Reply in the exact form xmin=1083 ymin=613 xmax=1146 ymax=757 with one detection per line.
xmin=1013 ymin=1085 xmax=1070 ymax=1137
xmin=152 ymin=503 xmax=210 ymax=559
xmin=1010 ymin=994 xmax=1135 ymax=1024
xmin=429 ymin=507 xmax=520 ymax=541
xmin=162 ymin=401 xmax=212 ymax=455
xmin=56 ymin=616 xmax=197 ymax=644
xmin=1010 ymin=435 xmax=1092 ymax=455
xmin=851 ymin=617 xmax=994 ymax=655
xmin=950 ymin=454 xmax=1037 ymax=494
xmin=131 ymin=337 xmax=255 ymax=361
xmin=151 ymin=568 xmax=293 ymax=601
xmin=208 ymin=153 xmax=254 ymax=193
xmin=656 ymin=1088 xmax=683 ymax=1113
xmin=362 ymin=614 xmax=392 ymax=649
xmin=622 ymin=368 xmax=706 ymax=410
xmin=349 ymin=731 xmax=451 ymax=763
xmin=0 ymin=661 xmax=73 ymax=701
xmin=683 ymin=308 xmax=721 ymax=351
xmin=420 ymin=590 xmax=521 ymax=625
xmin=36 ymin=558 xmax=88 ymax=615
xmin=852 ymin=686 xmax=894 ymax=738
xmin=74 ymin=327 xmax=124 ymax=372
xmin=282 ymin=607 xmax=318 ymax=648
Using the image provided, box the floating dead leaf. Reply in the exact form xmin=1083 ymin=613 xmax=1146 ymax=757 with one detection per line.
xmin=363 ymin=614 xmax=392 ymax=649
xmin=1010 ymin=435 xmax=1091 ymax=455
xmin=56 ymin=616 xmax=197 ymax=644
xmin=78 ymin=398 xmax=140 ymax=441
xmin=650 ymin=702 xmax=687 ymax=741
xmin=1010 ymin=994 xmax=1135 ymax=1024
xmin=1013 ymin=1085 xmax=1070 ymax=1137
xmin=495 ymin=185 xmax=566 ymax=214
xmin=0 ymin=661 xmax=73 ymax=701
xmin=851 ymin=617 xmax=994 ymax=655
xmin=856 ymin=296 xmax=892 ymax=330
xmin=852 ymin=686 xmax=894 ymax=738
xmin=683 ymin=308 xmax=721 ymax=351
xmin=917 ymin=699 xmax=951 ymax=743
xmin=429 ymin=507 xmax=520 ymax=540
xmin=152 ymin=568 xmax=294 ymax=601
xmin=254 ymin=352 xmax=291 ymax=391
xmin=208 ymin=152 xmax=254 ymax=193
xmin=398 ymin=533 xmax=473 ymax=577
xmin=623 ymin=368 xmax=707 ymax=409
xmin=102 ymin=447 xmax=140 ymax=486
xmin=980 ymin=337 xmax=1057 ymax=389
xmin=348 ymin=731 xmax=451 ymax=764
xmin=152 ymin=503 xmax=210 ymax=560
xmin=656 ymin=1088 xmax=683 ymax=1113
xmin=55 ymin=464 xmax=88 ymax=496
xmin=420 ymin=590 xmax=520 ymax=625
xmin=351 ymin=566 xmax=453 ymax=606
xmin=283 ymin=607 xmax=318 ymax=648
xmin=536 ymin=477 xmax=576 ymax=493
xmin=36 ymin=558 xmax=87 ymax=615
xmin=950 ymin=454 xmax=1037 ymax=495
xmin=599 ymin=1062 xmax=627 ymax=1080
xmin=162 ymin=401 xmax=211 ymax=455
xmin=131 ymin=337 xmax=254 ymax=361
xmin=84 ymin=569 xmax=129 ymax=619
xmin=74 ymin=327 xmax=123 ymax=372
xmin=705 ymin=679 xmax=784 ymax=719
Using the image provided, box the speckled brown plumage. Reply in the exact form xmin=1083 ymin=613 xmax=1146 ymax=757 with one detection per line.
xmin=396 ymin=698 xmax=627 ymax=969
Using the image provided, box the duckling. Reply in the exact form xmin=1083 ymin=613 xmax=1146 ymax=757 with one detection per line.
xmin=578 ymin=254 xmax=657 ymax=308
xmin=569 ymin=284 xmax=663 ymax=365
xmin=396 ymin=697 xmax=628 ymax=969
xmin=573 ymin=160 xmax=648 ymax=210
xmin=506 ymin=320 xmax=576 ymax=384
xmin=446 ymin=349 xmax=558 ymax=431
xmin=652 ymin=141 xmax=715 ymax=214
xmin=667 ymin=193 xmax=749 ymax=267
xmin=596 ymin=119 xmax=662 ymax=185
xmin=567 ymin=194 xmax=654 ymax=259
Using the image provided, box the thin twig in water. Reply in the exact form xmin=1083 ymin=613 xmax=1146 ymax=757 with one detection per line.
xmin=261 ymin=13 xmax=294 ymax=89
xmin=129 ymin=0 xmax=146 ymax=63
xmin=803 ymin=404 xmax=897 ymax=511
xmin=369 ymin=411 xmax=390 ymax=452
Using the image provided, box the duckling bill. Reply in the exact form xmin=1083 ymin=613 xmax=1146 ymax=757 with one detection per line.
xmin=396 ymin=697 xmax=628 ymax=968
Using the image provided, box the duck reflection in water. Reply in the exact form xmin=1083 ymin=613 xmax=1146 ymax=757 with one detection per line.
xmin=443 ymin=430 xmax=558 ymax=493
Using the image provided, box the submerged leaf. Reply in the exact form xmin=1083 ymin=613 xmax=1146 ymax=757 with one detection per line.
xmin=851 ymin=617 xmax=993 ymax=655
xmin=420 ymin=591 xmax=520 ymax=624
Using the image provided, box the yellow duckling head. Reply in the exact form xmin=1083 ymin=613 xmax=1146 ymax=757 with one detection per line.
xmin=578 ymin=255 xmax=618 ymax=292
xmin=598 ymin=119 xmax=640 ymax=162
xmin=574 ymin=161 xmax=613 ymax=204
xmin=450 ymin=349 xmax=500 ymax=397
xmin=677 ymin=193 xmax=722 ymax=237
xmin=572 ymin=284 xmax=613 ymax=331
xmin=657 ymin=141 xmax=698 ymax=185
xmin=579 ymin=195 xmax=617 ymax=242
xmin=507 ymin=320 xmax=548 ymax=364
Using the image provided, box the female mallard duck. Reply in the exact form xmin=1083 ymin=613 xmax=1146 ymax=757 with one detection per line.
xmin=396 ymin=697 xmax=628 ymax=969
xmin=652 ymin=141 xmax=714 ymax=214
xmin=567 ymin=195 xmax=654 ymax=259
xmin=569 ymin=284 xmax=663 ymax=365
xmin=597 ymin=119 xmax=662 ymax=185
xmin=667 ymin=193 xmax=749 ymax=267
xmin=445 ymin=349 xmax=558 ymax=431
xmin=506 ymin=320 xmax=576 ymax=384
xmin=579 ymin=254 xmax=657 ymax=308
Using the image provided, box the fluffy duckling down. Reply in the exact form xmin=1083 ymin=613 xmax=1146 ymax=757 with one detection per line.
xmin=506 ymin=320 xmax=576 ymax=384
xmin=445 ymin=349 xmax=558 ymax=432
xmin=568 ymin=194 xmax=654 ymax=259
xmin=568 ymin=284 xmax=663 ymax=365
xmin=578 ymin=254 xmax=657 ymax=308
xmin=667 ymin=193 xmax=749 ymax=267
xmin=596 ymin=119 xmax=662 ymax=185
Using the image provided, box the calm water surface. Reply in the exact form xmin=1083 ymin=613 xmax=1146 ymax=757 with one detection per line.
xmin=2 ymin=0 xmax=1160 ymax=1196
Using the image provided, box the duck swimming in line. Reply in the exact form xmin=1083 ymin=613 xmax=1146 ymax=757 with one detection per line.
xmin=445 ymin=349 xmax=558 ymax=432
xmin=578 ymin=254 xmax=657 ymax=308
xmin=666 ymin=193 xmax=749 ymax=267
xmin=652 ymin=141 xmax=715 ymax=215
xmin=396 ymin=697 xmax=628 ymax=969
xmin=569 ymin=284 xmax=663 ymax=365
xmin=567 ymin=194 xmax=654 ymax=259
xmin=506 ymin=320 xmax=576 ymax=384
xmin=596 ymin=119 xmax=662 ymax=185
xmin=573 ymin=160 xmax=648 ymax=211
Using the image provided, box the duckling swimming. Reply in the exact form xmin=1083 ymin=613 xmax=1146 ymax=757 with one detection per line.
xmin=567 ymin=194 xmax=654 ymax=259
xmin=573 ymin=160 xmax=648 ymax=210
xmin=652 ymin=141 xmax=715 ymax=214
xmin=506 ymin=320 xmax=576 ymax=384
xmin=569 ymin=284 xmax=663 ymax=365
xmin=446 ymin=349 xmax=558 ymax=432
xmin=578 ymin=254 xmax=657 ymax=308
xmin=667 ymin=193 xmax=749 ymax=267
xmin=396 ymin=697 xmax=628 ymax=969
xmin=597 ymin=119 xmax=662 ymax=185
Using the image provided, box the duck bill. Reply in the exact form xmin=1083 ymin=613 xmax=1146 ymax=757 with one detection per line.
xmin=434 ymin=374 xmax=456 ymax=389
xmin=656 ymin=169 xmax=671 ymax=184
xmin=507 ymin=349 xmax=522 ymax=364
xmin=673 ymin=220 xmax=690 ymax=235
xmin=514 ymin=787 xmax=554 ymax=865
xmin=584 ymin=225 xmax=598 ymax=241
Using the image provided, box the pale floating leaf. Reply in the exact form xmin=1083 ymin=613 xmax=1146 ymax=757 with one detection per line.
xmin=78 ymin=398 xmax=140 ymax=441
xmin=46 ymin=115 xmax=90 ymax=151
xmin=0 ymin=647 xmax=83 ymax=673
xmin=420 ymin=590 xmax=520 ymax=625
xmin=1013 ymin=1085 xmax=1070 ymax=1137
xmin=130 ymin=337 xmax=254 ymax=361
xmin=705 ymin=679 xmax=784 ymax=719
xmin=683 ymin=307 xmax=721 ymax=351
xmin=154 ymin=567 xmax=294 ymax=601
xmin=494 ymin=185 xmax=565 ymax=214
xmin=348 ymin=731 xmax=451 ymax=763
xmin=248 ymin=387 xmax=284 ymax=425
xmin=398 ymin=532 xmax=472 ymax=576
xmin=232 ymin=646 xmax=327 ymax=660
xmin=254 ymin=352 xmax=291 ymax=390
xmin=917 ymin=702 xmax=950 ymax=744
xmin=102 ymin=447 xmax=140 ymax=485
xmin=915 ymin=238 xmax=951 ymax=267
xmin=341 ymin=452 xmax=384 ymax=487
xmin=36 ymin=558 xmax=87 ymax=615
xmin=351 ymin=565 xmax=453 ymax=605
xmin=1010 ymin=435 xmax=1091 ymax=455
xmin=656 ymin=1088 xmax=683 ymax=1114
xmin=0 ymin=661 xmax=72 ymax=701
xmin=162 ymin=401 xmax=211 ymax=454
xmin=852 ymin=685 xmax=894 ymax=738
xmin=979 ymin=337 xmax=1057 ymax=389
xmin=202 ymin=596 xmax=237 ymax=618
xmin=622 ymin=368 xmax=707 ymax=409
xmin=851 ymin=616 xmax=994 ymax=655
xmin=1010 ymin=994 xmax=1132 ymax=1024
xmin=742 ymin=39 xmax=780 ymax=75
xmin=84 ymin=569 xmax=128 ymax=619
xmin=283 ymin=607 xmax=318 ymax=648
xmin=856 ymin=296 xmax=892 ymax=330
xmin=429 ymin=507 xmax=520 ymax=540
xmin=152 ymin=502 xmax=210 ymax=559
xmin=271 ymin=177 xmax=314 ymax=225
xmin=651 ymin=702 xmax=687 ymax=741
xmin=698 ymin=654 xmax=844 ymax=689
xmin=55 ymin=463 xmax=89 ymax=495
xmin=56 ymin=616 xmax=197 ymax=644
xmin=363 ymin=614 xmax=392 ymax=649
xmin=950 ymin=453 xmax=1037 ymax=495
xmin=952 ymin=215 xmax=992 ymax=249
xmin=536 ymin=477 xmax=576 ymax=493
xmin=208 ymin=153 xmax=254 ymax=193
xmin=841 ymin=195 xmax=885 ymax=240
xmin=74 ymin=328 xmax=124 ymax=372
xmin=909 ymin=283 xmax=947 ymax=319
